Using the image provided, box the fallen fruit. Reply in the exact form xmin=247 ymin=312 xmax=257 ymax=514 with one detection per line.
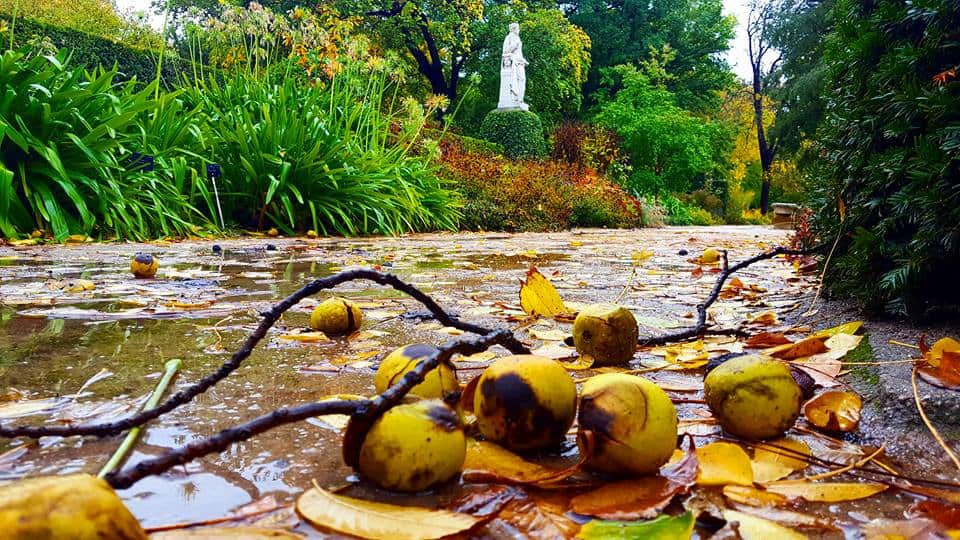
xmin=310 ymin=297 xmax=363 ymax=336
xmin=374 ymin=344 xmax=458 ymax=399
xmin=572 ymin=304 xmax=639 ymax=366
xmin=704 ymin=355 xmax=802 ymax=440
xmin=357 ymin=399 xmax=466 ymax=492
xmin=0 ymin=473 xmax=147 ymax=539
xmin=578 ymin=373 xmax=678 ymax=475
xmin=267 ymin=227 xmax=279 ymax=237
xmin=701 ymin=247 xmax=721 ymax=264
xmin=130 ymin=253 xmax=158 ymax=278
xmin=474 ymin=355 xmax=577 ymax=452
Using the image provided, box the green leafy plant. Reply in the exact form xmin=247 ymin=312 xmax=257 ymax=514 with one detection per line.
xmin=479 ymin=109 xmax=546 ymax=159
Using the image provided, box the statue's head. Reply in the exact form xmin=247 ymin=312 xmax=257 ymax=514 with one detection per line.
xmin=509 ymin=22 xmax=520 ymax=34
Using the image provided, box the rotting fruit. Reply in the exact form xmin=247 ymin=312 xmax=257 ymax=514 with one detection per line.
xmin=578 ymin=373 xmax=678 ymax=475
xmin=310 ymin=297 xmax=362 ymax=336
xmin=130 ymin=253 xmax=158 ymax=279
xmin=357 ymin=399 xmax=466 ymax=492
xmin=704 ymin=354 xmax=802 ymax=440
xmin=474 ymin=355 xmax=577 ymax=452
xmin=374 ymin=344 xmax=458 ymax=398
xmin=572 ymin=304 xmax=639 ymax=366
xmin=0 ymin=473 xmax=147 ymax=539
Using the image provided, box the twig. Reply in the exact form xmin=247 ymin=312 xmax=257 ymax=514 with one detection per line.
xmin=98 ymin=359 xmax=182 ymax=478
xmin=0 ymin=269 xmax=528 ymax=439
xmin=105 ymin=329 xmax=518 ymax=489
xmin=912 ymin=366 xmax=960 ymax=471
xmin=638 ymin=244 xmax=827 ymax=346
xmin=804 ymin=444 xmax=885 ymax=481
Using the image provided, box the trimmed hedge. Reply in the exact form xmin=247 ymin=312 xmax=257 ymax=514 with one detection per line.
xmin=1 ymin=14 xmax=187 ymax=87
xmin=480 ymin=109 xmax=547 ymax=159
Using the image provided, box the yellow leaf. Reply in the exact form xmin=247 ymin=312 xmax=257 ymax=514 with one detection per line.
xmin=810 ymin=321 xmax=863 ymax=339
xmin=925 ymin=337 xmax=960 ymax=367
xmin=296 ymin=486 xmax=480 ymax=540
xmin=802 ymin=390 xmax=862 ymax=432
xmin=278 ymin=331 xmax=330 ymax=343
xmin=8 ymin=238 xmax=41 ymax=246
xmin=723 ymin=510 xmax=808 ymax=540
xmin=723 ymin=485 xmax=789 ymax=507
xmin=654 ymin=340 xmax=710 ymax=369
xmin=764 ymin=480 xmax=887 ymax=502
xmin=462 ymin=439 xmax=582 ymax=486
xmin=631 ymin=250 xmax=654 ymax=265
xmin=519 ymin=266 xmax=572 ymax=319
xmin=751 ymin=438 xmax=811 ymax=483
xmin=64 ymin=279 xmax=96 ymax=293
xmin=65 ymin=234 xmax=90 ymax=243
xmin=152 ymin=527 xmax=302 ymax=539
xmin=697 ymin=442 xmax=754 ymax=486
xmin=766 ymin=337 xmax=829 ymax=360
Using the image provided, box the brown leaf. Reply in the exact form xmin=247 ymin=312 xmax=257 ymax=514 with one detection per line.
xmin=492 ymin=496 xmax=580 ymax=539
xmin=919 ymin=349 xmax=960 ymax=390
xmin=746 ymin=332 xmax=793 ymax=348
xmin=768 ymin=337 xmax=829 ymax=360
xmin=908 ymin=500 xmax=960 ymax=529
xmin=151 ymin=527 xmax=303 ymax=539
xmin=570 ymin=441 xmax=697 ymax=520
xmin=448 ymin=485 xmax=520 ymax=518
xmin=860 ymin=518 xmax=946 ymax=540
xmin=462 ymin=439 xmax=584 ymax=487
xmin=803 ymin=390 xmax=862 ymax=432
xmin=460 ymin=375 xmax=479 ymax=413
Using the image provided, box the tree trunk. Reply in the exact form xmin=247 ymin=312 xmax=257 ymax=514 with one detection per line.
xmin=751 ymin=83 xmax=774 ymax=214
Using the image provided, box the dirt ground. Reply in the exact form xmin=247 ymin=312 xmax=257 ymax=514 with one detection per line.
xmin=0 ymin=225 xmax=958 ymax=535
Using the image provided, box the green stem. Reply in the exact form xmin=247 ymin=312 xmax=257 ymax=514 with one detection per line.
xmin=98 ymin=358 xmax=182 ymax=478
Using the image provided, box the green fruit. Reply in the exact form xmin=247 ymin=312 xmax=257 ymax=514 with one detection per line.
xmin=572 ymin=304 xmax=639 ymax=366
xmin=701 ymin=247 xmax=721 ymax=263
xmin=578 ymin=373 xmax=678 ymax=475
xmin=0 ymin=474 xmax=147 ymax=539
xmin=357 ymin=400 xmax=466 ymax=492
xmin=474 ymin=355 xmax=577 ymax=452
xmin=310 ymin=297 xmax=362 ymax=336
xmin=704 ymin=355 xmax=802 ymax=440
xmin=374 ymin=344 xmax=458 ymax=398
xmin=130 ymin=253 xmax=158 ymax=278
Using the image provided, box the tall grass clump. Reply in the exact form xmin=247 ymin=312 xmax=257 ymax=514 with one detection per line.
xmin=187 ymin=53 xmax=460 ymax=235
xmin=0 ymin=49 xmax=208 ymax=240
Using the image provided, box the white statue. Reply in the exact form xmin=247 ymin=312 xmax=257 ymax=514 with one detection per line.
xmin=498 ymin=23 xmax=529 ymax=111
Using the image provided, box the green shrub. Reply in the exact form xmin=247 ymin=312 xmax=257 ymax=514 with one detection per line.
xmin=0 ymin=49 xmax=207 ymax=241
xmin=479 ymin=109 xmax=546 ymax=159
xmin=814 ymin=0 xmax=960 ymax=315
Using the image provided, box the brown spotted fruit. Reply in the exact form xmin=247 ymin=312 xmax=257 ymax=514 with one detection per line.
xmin=578 ymin=373 xmax=678 ymax=475
xmin=572 ymin=304 xmax=639 ymax=366
xmin=374 ymin=344 xmax=458 ymax=398
xmin=0 ymin=473 xmax=147 ymax=539
xmin=130 ymin=253 xmax=158 ymax=278
xmin=704 ymin=354 xmax=802 ymax=440
xmin=474 ymin=355 xmax=577 ymax=452
xmin=357 ymin=399 xmax=466 ymax=492
xmin=309 ymin=297 xmax=362 ymax=336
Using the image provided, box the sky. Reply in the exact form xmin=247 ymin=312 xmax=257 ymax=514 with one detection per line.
xmin=114 ymin=0 xmax=756 ymax=81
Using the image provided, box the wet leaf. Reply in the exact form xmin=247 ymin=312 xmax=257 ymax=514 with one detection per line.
xmin=767 ymin=337 xmax=828 ymax=360
xmin=764 ymin=480 xmax=887 ymax=502
xmin=496 ymin=496 xmax=580 ymax=539
xmin=561 ymin=355 xmax=595 ymax=371
xmin=296 ymin=486 xmax=480 ymax=540
xmin=722 ymin=510 xmax=808 ymax=540
xmin=519 ymin=266 xmax=572 ymax=319
xmin=751 ymin=438 xmax=811 ymax=482
xmin=921 ymin=337 xmax=960 ymax=366
xmin=529 ymin=328 xmax=569 ymax=341
xmin=697 ymin=442 xmax=754 ymax=486
xmin=803 ymin=390 xmax=862 ymax=432
xmin=632 ymin=250 xmax=654 ymax=265
xmin=748 ymin=312 xmax=779 ymax=326
xmin=728 ymin=505 xmax=839 ymax=531
xmin=571 ymin=446 xmax=697 ymax=520
xmin=577 ymin=512 xmax=693 ymax=540
xmin=151 ymin=527 xmax=303 ymax=539
xmin=654 ymin=340 xmax=709 ymax=370
xmin=723 ymin=485 xmax=789 ymax=507
xmin=0 ymin=397 xmax=69 ymax=419
xmin=810 ymin=321 xmax=863 ymax=339
xmin=448 ymin=485 xmax=519 ymax=518
xmin=530 ymin=342 xmax=578 ymax=360
xmin=746 ymin=332 xmax=793 ymax=348
xmin=462 ymin=439 xmax=583 ymax=486
xmin=860 ymin=517 xmax=946 ymax=540
xmin=909 ymin=501 xmax=960 ymax=528
xmin=919 ymin=347 xmax=960 ymax=390
xmin=64 ymin=279 xmax=96 ymax=293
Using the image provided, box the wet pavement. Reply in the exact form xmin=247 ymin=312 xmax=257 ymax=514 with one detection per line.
xmin=0 ymin=226 xmax=957 ymax=536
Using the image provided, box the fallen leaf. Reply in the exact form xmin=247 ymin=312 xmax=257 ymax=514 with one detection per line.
xmin=729 ymin=505 xmax=839 ymax=531
xmin=764 ymin=480 xmax=887 ymax=502
xmin=920 ymin=348 xmax=960 ymax=390
xmin=448 ymin=485 xmax=519 ymax=518
xmin=752 ymin=437 xmax=811 ymax=482
xmin=519 ymin=266 xmax=572 ymax=319
xmin=767 ymin=337 xmax=829 ymax=360
xmin=277 ymin=331 xmax=330 ymax=343
xmin=723 ymin=485 xmax=789 ymax=507
xmin=697 ymin=442 xmax=754 ymax=486
xmin=498 ymin=496 xmax=581 ymax=539
xmin=0 ymin=397 xmax=69 ymax=419
xmin=151 ymin=527 xmax=302 ymax=539
xmin=921 ymin=337 xmax=960 ymax=366
xmin=861 ymin=517 xmax=946 ymax=540
xmin=748 ymin=312 xmax=779 ymax=326
xmin=529 ymin=328 xmax=569 ymax=341
xmin=571 ymin=444 xmax=697 ymax=519
xmin=530 ymin=342 xmax=578 ymax=360
xmin=909 ymin=500 xmax=960 ymax=528
xmin=462 ymin=439 xmax=583 ymax=486
xmin=803 ymin=390 xmax=862 ymax=432
xmin=577 ymin=512 xmax=694 ymax=540
xmin=64 ymin=279 xmax=96 ymax=293
xmin=723 ymin=510 xmax=807 ymax=540
xmin=296 ymin=486 xmax=480 ymax=540
xmin=747 ymin=332 xmax=793 ymax=348
xmin=810 ymin=321 xmax=863 ymax=339
xmin=654 ymin=340 xmax=709 ymax=370
xmin=632 ymin=250 xmax=654 ymax=265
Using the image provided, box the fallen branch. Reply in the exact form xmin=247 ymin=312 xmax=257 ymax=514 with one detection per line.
xmin=0 ymin=270 xmax=529 ymax=439
xmin=105 ymin=329 xmax=518 ymax=489
xmin=638 ymin=244 xmax=827 ymax=346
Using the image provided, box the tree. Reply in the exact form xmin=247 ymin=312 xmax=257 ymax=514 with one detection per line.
xmin=595 ymin=65 xmax=730 ymax=196
xmin=745 ymin=0 xmax=782 ymax=214
xmin=462 ymin=5 xmax=590 ymax=129
xmin=564 ymin=0 xmax=736 ymax=112
xmin=0 ymin=0 xmax=124 ymax=37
